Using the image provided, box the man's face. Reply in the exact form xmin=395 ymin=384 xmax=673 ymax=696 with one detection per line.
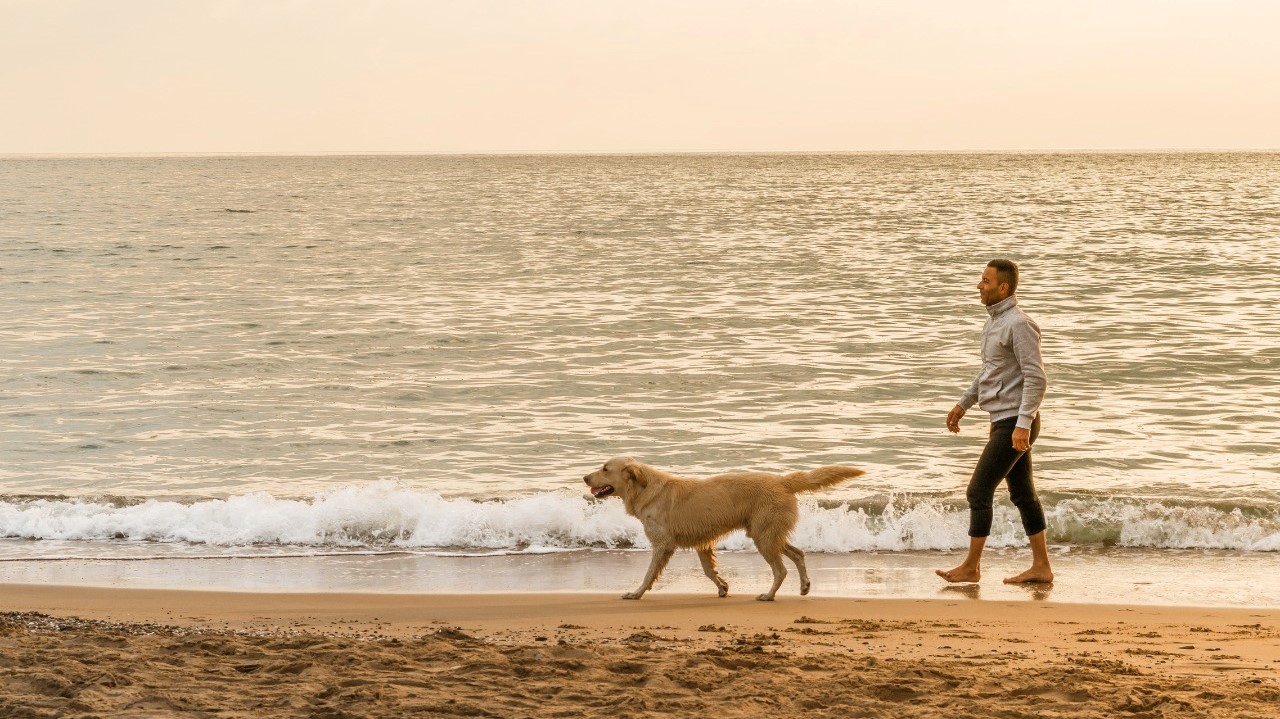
xmin=976 ymin=266 xmax=1009 ymax=306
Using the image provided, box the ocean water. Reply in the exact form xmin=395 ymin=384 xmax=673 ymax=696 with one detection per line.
xmin=1 ymin=153 xmax=1278 ymax=603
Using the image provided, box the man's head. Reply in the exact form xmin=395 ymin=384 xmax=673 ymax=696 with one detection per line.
xmin=977 ymin=259 xmax=1019 ymax=306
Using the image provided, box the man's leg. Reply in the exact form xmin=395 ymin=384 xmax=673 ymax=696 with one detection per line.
xmin=1004 ymin=416 xmax=1053 ymax=583
xmin=936 ymin=535 xmax=987 ymax=583
xmin=937 ymin=420 xmax=1018 ymax=583
xmin=1004 ymin=530 xmax=1054 ymax=584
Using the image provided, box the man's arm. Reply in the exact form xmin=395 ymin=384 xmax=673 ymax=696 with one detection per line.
xmin=949 ymin=376 xmax=980 ymax=433
xmin=1010 ymin=320 xmax=1047 ymax=430
xmin=958 ymin=374 xmax=979 ymax=412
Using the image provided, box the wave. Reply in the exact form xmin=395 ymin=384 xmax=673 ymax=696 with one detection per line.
xmin=1 ymin=482 xmax=1277 ymax=554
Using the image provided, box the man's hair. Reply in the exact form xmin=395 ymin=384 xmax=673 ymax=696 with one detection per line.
xmin=987 ymin=259 xmax=1019 ymax=294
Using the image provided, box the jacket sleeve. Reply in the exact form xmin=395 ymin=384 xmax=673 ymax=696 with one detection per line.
xmin=958 ymin=375 xmax=980 ymax=410
xmin=1010 ymin=319 xmax=1047 ymax=429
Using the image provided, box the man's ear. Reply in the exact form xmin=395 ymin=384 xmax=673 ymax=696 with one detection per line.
xmin=623 ymin=463 xmax=647 ymax=488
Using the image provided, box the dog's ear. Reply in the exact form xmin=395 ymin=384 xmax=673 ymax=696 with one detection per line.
xmin=623 ymin=462 xmax=647 ymax=488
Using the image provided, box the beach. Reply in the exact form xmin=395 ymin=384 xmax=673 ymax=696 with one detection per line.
xmin=5 ymin=1 xmax=1280 ymax=711
xmin=2 ymin=585 xmax=1277 ymax=718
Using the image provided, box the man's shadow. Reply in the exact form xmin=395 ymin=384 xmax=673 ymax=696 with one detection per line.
xmin=937 ymin=582 xmax=1054 ymax=601
xmin=939 ymin=583 xmax=981 ymax=600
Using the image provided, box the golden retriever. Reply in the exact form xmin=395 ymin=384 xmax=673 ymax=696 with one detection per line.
xmin=582 ymin=457 xmax=865 ymax=601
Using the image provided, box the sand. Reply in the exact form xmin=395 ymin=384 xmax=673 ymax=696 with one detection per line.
xmin=2 ymin=584 xmax=1278 ymax=718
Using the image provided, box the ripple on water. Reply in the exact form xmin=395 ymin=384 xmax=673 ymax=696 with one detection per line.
xmin=0 ymin=153 xmax=1278 ymax=503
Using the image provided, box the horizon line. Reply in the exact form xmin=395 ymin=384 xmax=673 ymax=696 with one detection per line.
xmin=3 ymin=147 xmax=1279 ymax=159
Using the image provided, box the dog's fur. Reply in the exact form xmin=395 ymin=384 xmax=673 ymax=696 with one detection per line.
xmin=583 ymin=457 xmax=865 ymax=601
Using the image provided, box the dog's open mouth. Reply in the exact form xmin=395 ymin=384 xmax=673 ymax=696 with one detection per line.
xmin=590 ymin=485 xmax=615 ymax=498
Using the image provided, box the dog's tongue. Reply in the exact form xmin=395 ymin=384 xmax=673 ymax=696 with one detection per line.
xmin=590 ymin=485 xmax=613 ymax=497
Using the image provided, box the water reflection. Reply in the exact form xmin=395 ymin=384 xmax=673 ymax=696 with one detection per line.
xmin=0 ymin=547 xmax=1272 ymax=608
xmin=939 ymin=584 xmax=982 ymax=600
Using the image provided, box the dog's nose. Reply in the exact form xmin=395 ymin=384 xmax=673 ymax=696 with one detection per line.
xmin=583 ymin=476 xmax=590 ymax=484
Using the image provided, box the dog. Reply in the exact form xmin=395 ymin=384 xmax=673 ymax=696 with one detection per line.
xmin=583 ymin=457 xmax=865 ymax=601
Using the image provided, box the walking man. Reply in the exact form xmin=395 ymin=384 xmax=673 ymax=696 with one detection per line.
xmin=937 ymin=259 xmax=1054 ymax=585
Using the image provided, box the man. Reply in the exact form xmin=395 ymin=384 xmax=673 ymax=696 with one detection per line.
xmin=936 ymin=259 xmax=1054 ymax=585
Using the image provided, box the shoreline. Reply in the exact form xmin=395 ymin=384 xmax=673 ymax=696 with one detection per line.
xmin=3 ymin=584 xmax=1278 ymax=717
xmin=3 ymin=546 xmax=1277 ymax=609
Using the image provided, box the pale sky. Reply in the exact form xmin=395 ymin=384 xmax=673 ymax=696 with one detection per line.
xmin=3 ymin=0 xmax=1278 ymax=154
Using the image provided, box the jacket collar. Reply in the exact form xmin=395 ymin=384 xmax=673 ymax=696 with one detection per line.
xmin=986 ymin=294 xmax=1018 ymax=317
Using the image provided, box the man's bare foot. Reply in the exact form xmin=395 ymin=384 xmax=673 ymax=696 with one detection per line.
xmin=935 ymin=566 xmax=980 ymax=583
xmin=1003 ymin=567 xmax=1053 ymax=584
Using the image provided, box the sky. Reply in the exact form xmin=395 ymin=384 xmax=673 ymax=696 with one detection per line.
xmin=2 ymin=0 xmax=1278 ymax=154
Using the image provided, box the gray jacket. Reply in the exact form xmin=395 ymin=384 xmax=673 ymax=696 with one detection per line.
xmin=958 ymin=295 xmax=1047 ymax=429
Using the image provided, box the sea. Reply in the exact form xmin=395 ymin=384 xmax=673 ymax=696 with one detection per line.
xmin=1 ymin=152 xmax=1277 ymax=607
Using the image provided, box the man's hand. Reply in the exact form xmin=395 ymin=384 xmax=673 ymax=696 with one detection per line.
xmin=1012 ymin=427 xmax=1031 ymax=452
xmin=946 ymin=405 xmax=965 ymax=433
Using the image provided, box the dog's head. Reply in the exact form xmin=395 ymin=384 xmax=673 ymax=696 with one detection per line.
xmin=582 ymin=456 xmax=645 ymax=500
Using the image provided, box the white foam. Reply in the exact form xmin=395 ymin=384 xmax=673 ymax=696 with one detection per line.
xmin=1 ymin=483 xmax=1276 ymax=553
xmin=1049 ymin=498 xmax=1280 ymax=552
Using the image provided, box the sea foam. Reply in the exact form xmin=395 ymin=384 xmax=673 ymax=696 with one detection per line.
xmin=1 ymin=482 xmax=1277 ymax=554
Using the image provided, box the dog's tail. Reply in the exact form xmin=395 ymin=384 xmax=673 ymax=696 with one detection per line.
xmin=781 ymin=465 xmax=865 ymax=494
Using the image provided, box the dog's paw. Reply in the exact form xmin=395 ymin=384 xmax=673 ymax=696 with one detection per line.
xmin=717 ymin=586 xmax=728 ymax=598
xmin=621 ymin=592 xmax=643 ymax=600
xmin=755 ymin=593 xmax=776 ymax=602
xmin=800 ymin=581 xmax=811 ymax=596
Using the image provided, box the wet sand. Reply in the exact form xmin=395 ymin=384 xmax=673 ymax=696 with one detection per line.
xmin=2 ymin=584 xmax=1278 ymax=718
xmin=4 ymin=546 xmax=1277 ymax=609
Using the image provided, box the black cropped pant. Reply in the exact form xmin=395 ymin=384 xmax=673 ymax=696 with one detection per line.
xmin=967 ymin=415 xmax=1045 ymax=538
